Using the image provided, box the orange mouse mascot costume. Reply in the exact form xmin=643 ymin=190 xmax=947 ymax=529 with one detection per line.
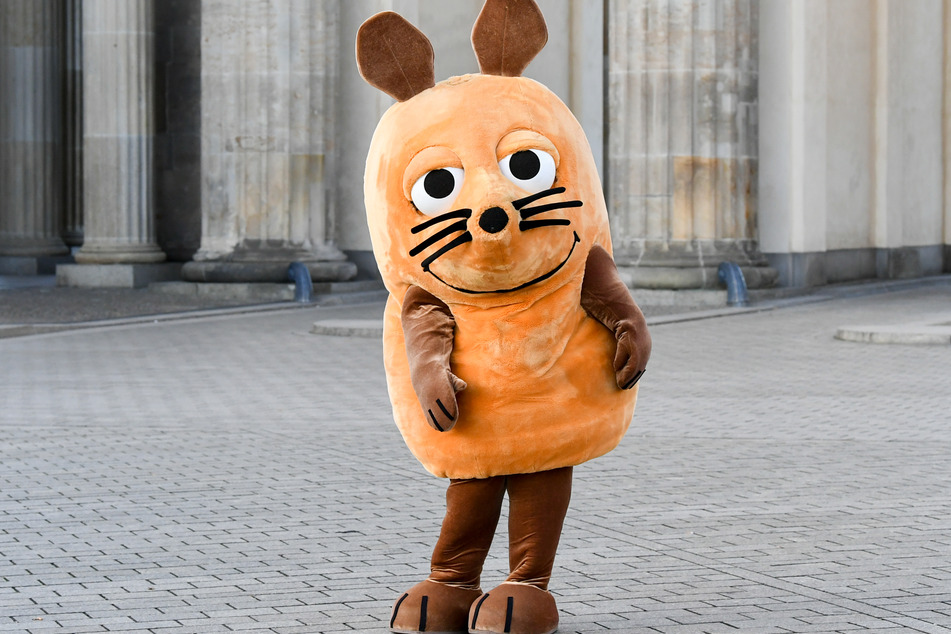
xmin=357 ymin=1 xmax=651 ymax=632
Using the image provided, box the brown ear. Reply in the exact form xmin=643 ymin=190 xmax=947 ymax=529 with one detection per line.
xmin=356 ymin=12 xmax=435 ymax=102
xmin=471 ymin=0 xmax=548 ymax=77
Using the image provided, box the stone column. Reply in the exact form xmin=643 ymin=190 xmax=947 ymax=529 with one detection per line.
xmin=945 ymin=0 xmax=951 ymax=273
xmin=63 ymin=0 xmax=84 ymax=248
xmin=74 ymin=0 xmax=164 ymax=266
xmin=606 ymin=0 xmax=776 ymax=289
xmin=185 ymin=0 xmax=356 ymax=283
xmin=61 ymin=0 xmax=182 ymax=287
xmin=0 ymin=0 xmax=69 ymax=274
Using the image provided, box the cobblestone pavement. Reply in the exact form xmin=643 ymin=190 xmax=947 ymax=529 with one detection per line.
xmin=1 ymin=283 xmax=950 ymax=633
xmin=0 ymin=284 xmax=261 ymax=324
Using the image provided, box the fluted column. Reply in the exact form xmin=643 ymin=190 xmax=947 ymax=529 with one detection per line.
xmin=75 ymin=0 xmax=164 ymax=264
xmin=0 ymin=0 xmax=68 ymax=260
xmin=606 ymin=0 xmax=775 ymax=289
xmin=63 ymin=0 xmax=84 ymax=248
xmin=185 ymin=0 xmax=356 ymax=283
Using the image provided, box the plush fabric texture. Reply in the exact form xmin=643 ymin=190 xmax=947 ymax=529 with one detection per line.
xmin=389 ymin=579 xmax=482 ymax=634
xmin=364 ymin=73 xmax=639 ymax=479
xmin=400 ymin=285 xmax=467 ymax=432
xmin=469 ymin=583 xmax=559 ymax=634
xmin=427 ymin=468 xmax=571 ymax=591
xmin=472 ymin=0 xmax=548 ymax=77
xmin=355 ymin=11 xmax=435 ymax=102
xmin=581 ymin=245 xmax=652 ymax=389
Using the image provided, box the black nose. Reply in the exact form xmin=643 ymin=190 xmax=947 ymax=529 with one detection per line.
xmin=479 ymin=207 xmax=509 ymax=234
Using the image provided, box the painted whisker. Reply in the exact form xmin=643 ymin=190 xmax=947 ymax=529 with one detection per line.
xmin=519 ymin=218 xmax=571 ymax=231
xmin=512 ymin=187 xmax=565 ymax=210
xmin=411 ymin=208 xmax=472 ymax=234
xmin=420 ymin=232 xmax=473 ymax=271
xmin=409 ymin=219 xmax=469 ymax=257
xmin=519 ymin=200 xmax=583 ymax=220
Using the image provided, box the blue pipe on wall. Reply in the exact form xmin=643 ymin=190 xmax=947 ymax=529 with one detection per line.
xmin=717 ymin=261 xmax=749 ymax=307
xmin=287 ymin=262 xmax=313 ymax=303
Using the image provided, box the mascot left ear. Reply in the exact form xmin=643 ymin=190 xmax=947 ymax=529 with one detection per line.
xmin=471 ymin=0 xmax=548 ymax=77
xmin=356 ymin=11 xmax=436 ymax=101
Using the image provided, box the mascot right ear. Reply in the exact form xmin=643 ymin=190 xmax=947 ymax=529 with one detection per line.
xmin=356 ymin=11 xmax=436 ymax=102
xmin=471 ymin=0 xmax=548 ymax=77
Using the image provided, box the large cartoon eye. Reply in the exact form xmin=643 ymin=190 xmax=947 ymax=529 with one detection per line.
xmin=499 ymin=149 xmax=556 ymax=194
xmin=410 ymin=167 xmax=465 ymax=215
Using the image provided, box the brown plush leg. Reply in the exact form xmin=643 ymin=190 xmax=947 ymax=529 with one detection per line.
xmin=391 ymin=477 xmax=506 ymax=633
xmin=431 ymin=476 xmax=507 ymax=587
xmin=469 ymin=468 xmax=572 ymax=634
xmin=506 ymin=467 xmax=572 ymax=588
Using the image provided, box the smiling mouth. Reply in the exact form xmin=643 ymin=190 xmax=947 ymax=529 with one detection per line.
xmin=426 ymin=231 xmax=580 ymax=294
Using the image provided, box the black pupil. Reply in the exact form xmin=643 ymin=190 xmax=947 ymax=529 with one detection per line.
xmin=424 ymin=169 xmax=455 ymax=199
xmin=510 ymin=151 xmax=540 ymax=180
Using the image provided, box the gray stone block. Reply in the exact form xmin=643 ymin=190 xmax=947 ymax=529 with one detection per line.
xmin=181 ymin=260 xmax=358 ymax=284
xmin=0 ymin=255 xmax=72 ymax=276
xmin=56 ymin=262 xmax=182 ymax=288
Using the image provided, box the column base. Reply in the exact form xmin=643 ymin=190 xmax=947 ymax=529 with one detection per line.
xmin=614 ymin=240 xmax=778 ymax=290
xmin=57 ymin=262 xmax=183 ymax=288
xmin=0 ymin=254 xmax=74 ymax=276
xmin=182 ymin=260 xmax=358 ymax=284
xmin=0 ymin=237 xmax=70 ymax=259
xmin=185 ymin=241 xmax=359 ymax=283
xmin=617 ymin=263 xmax=778 ymax=290
xmin=75 ymin=243 xmax=167 ymax=264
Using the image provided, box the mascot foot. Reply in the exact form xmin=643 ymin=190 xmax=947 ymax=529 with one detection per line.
xmin=390 ymin=579 xmax=483 ymax=634
xmin=468 ymin=582 xmax=558 ymax=634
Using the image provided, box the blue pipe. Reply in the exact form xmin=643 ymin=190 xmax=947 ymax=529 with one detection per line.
xmin=287 ymin=262 xmax=313 ymax=303
xmin=717 ymin=261 xmax=749 ymax=307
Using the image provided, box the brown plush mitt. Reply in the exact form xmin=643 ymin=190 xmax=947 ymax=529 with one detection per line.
xmin=400 ymin=285 xmax=468 ymax=432
xmin=581 ymin=245 xmax=652 ymax=389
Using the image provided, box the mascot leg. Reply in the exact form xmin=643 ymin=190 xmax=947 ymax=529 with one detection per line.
xmin=390 ymin=476 xmax=506 ymax=633
xmin=469 ymin=467 xmax=572 ymax=634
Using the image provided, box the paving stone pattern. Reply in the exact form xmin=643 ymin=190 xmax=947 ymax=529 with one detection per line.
xmin=1 ymin=286 xmax=950 ymax=633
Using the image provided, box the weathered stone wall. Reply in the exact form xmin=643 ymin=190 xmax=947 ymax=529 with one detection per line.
xmin=759 ymin=0 xmax=946 ymax=286
xmin=1 ymin=0 xmax=947 ymax=287
xmin=184 ymin=0 xmax=356 ymax=284
xmin=605 ymin=0 xmax=775 ymax=289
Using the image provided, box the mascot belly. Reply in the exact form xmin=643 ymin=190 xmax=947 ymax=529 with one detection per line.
xmin=384 ymin=286 xmax=636 ymax=480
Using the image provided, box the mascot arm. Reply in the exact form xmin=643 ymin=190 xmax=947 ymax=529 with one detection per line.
xmin=580 ymin=246 xmax=652 ymax=390
xmin=400 ymin=285 xmax=468 ymax=432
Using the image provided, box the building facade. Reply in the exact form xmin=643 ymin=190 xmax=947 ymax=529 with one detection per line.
xmin=1 ymin=0 xmax=948 ymax=289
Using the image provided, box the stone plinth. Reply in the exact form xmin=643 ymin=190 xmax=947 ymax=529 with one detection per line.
xmin=0 ymin=255 xmax=72 ymax=276
xmin=194 ymin=0 xmax=355 ymax=283
xmin=0 ymin=0 xmax=68 ymax=260
xmin=182 ymin=260 xmax=357 ymax=284
xmin=75 ymin=0 xmax=165 ymax=267
xmin=606 ymin=0 xmax=776 ymax=289
xmin=57 ymin=262 xmax=182 ymax=288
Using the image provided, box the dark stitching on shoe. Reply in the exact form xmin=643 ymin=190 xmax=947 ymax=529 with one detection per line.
xmin=390 ymin=593 xmax=409 ymax=628
xmin=471 ymin=593 xmax=490 ymax=629
xmin=419 ymin=595 xmax=428 ymax=631
xmin=504 ymin=595 xmax=514 ymax=633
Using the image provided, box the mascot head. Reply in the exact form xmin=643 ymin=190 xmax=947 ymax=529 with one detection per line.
xmin=357 ymin=0 xmax=611 ymax=308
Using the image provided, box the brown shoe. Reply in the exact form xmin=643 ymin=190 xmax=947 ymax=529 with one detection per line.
xmin=468 ymin=582 xmax=558 ymax=634
xmin=390 ymin=579 xmax=483 ymax=633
